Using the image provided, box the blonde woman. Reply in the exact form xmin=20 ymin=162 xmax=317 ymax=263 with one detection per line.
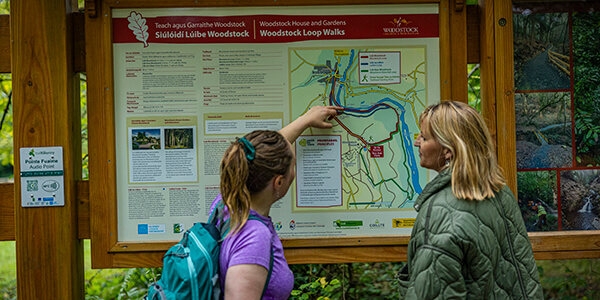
xmin=211 ymin=105 xmax=343 ymax=300
xmin=399 ymin=101 xmax=543 ymax=299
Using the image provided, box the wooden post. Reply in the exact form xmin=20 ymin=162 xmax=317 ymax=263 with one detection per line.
xmin=493 ymin=0 xmax=517 ymax=193
xmin=478 ymin=0 xmax=517 ymax=193
xmin=450 ymin=0 xmax=468 ymax=102
xmin=11 ymin=0 xmax=84 ymax=298
xmin=439 ymin=0 xmax=468 ymax=103
xmin=478 ymin=0 xmax=497 ymax=142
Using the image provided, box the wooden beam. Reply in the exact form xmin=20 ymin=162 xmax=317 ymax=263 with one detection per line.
xmin=0 ymin=183 xmax=14 ymax=241
xmin=1 ymin=181 xmax=88 ymax=241
xmin=0 ymin=13 xmax=85 ymax=73
xmin=466 ymin=5 xmax=480 ymax=64
xmin=87 ymin=0 xmax=118 ymax=269
xmin=478 ymin=0 xmax=497 ymax=147
xmin=0 ymin=14 xmax=9 ymax=74
xmin=450 ymin=0 xmax=468 ymax=102
xmin=493 ymin=0 xmax=517 ymax=193
xmin=12 ymin=0 xmax=84 ymax=298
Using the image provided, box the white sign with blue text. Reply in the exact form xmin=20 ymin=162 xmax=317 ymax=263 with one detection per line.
xmin=19 ymin=147 xmax=65 ymax=207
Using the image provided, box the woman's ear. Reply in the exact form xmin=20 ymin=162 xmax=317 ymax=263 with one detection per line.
xmin=443 ymin=148 xmax=453 ymax=161
xmin=273 ymin=174 xmax=284 ymax=189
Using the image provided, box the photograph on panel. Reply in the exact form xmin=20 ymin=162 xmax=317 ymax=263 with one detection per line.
xmin=573 ymin=11 xmax=600 ymax=167
xmin=515 ymin=92 xmax=572 ymax=169
xmin=560 ymin=169 xmax=600 ymax=230
xmin=132 ymin=128 xmax=162 ymax=150
xmin=517 ymin=171 xmax=559 ymax=232
xmin=513 ymin=12 xmax=570 ymax=91
xmin=165 ymin=128 xmax=194 ymax=149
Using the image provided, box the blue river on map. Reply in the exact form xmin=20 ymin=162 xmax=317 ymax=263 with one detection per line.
xmin=334 ymin=50 xmax=423 ymax=194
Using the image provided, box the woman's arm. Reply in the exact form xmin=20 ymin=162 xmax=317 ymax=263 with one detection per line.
xmin=279 ymin=105 xmax=343 ymax=143
xmin=224 ymin=264 xmax=269 ymax=300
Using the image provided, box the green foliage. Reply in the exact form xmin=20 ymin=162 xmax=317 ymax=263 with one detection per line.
xmin=538 ymin=259 xmax=600 ymax=300
xmin=517 ymin=171 xmax=556 ymax=206
xmin=573 ymin=11 xmax=600 ymax=165
xmin=0 ymin=241 xmax=16 ymax=300
xmin=467 ymin=64 xmax=481 ymax=111
xmin=85 ymin=268 xmax=157 ymax=300
xmin=290 ymin=262 xmax=403 ymax=299
xmin=81 ymin=74 xmax=89 ymax=179
xmin=0 ymin=74 xmax=12 ymax=179
xmin=574 ymin=108 xmax=600 ymax=165
xmin=291 ymin=277 xmax=341 ymax=300
xmin=0 ymin=1 xmax=8 ymax=13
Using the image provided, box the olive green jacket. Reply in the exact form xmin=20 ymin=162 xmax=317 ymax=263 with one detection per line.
xmin=399 ymin=169 xmax=543 ymax=299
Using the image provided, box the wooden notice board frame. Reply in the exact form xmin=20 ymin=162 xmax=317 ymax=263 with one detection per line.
xmin=87 ymin=0 xmax=456 ymax=268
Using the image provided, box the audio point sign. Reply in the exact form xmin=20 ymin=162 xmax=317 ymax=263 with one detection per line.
xmin=19 ymin=147 xmax=65 ymax=207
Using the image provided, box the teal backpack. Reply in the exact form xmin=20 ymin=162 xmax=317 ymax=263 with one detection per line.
xmin=147 ymin=203 xmax=273 ymax=300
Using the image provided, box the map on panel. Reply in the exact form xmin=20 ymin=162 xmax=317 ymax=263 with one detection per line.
xmin=290 ymin=47 xmax=429 ymax=212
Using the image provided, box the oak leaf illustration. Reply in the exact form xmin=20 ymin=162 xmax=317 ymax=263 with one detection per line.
xmin=127 ymin=11 xmax=149 ymax=47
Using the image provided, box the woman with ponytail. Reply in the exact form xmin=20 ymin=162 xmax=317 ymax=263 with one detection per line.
xmin=211 ymin=105 xmax=343 ymax=300
xmin=399 ymin=101 xmax=543 ymax=299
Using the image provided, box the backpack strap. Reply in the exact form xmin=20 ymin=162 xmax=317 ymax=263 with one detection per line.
xmin=248 ymin=215 xmax=274 ymax=299
xmin=209 ymin=201 xmax=231 ymax=239
xmin=213 ymin=201 xmax=274 ymax=299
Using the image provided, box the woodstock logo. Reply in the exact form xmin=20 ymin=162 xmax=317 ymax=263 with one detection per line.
xmin=389 ymin=17 xmax=412 ymax=27
xmin=128 ymin=11 xmax=149 ymax=47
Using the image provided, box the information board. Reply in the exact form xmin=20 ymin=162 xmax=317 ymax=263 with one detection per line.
xmin=111 ymin=4 xmax=440 ymax=242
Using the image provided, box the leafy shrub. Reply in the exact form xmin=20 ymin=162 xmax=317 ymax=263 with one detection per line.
xmin=538 ymin=259 xmax=600 ymax=300
xmin=85 ymin=268 xmax=158 ymax=300
xmin=290 ymin=262 xmax=404 ymax=300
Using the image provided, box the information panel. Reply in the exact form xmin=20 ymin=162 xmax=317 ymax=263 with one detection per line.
xmin=112 ymin=4 xmax=440 ymax=242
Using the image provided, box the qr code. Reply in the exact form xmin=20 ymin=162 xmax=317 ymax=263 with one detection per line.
xmin=27 ymin=180 xmax=38 ymax=192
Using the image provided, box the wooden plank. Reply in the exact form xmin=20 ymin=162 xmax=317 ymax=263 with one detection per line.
xmin=450 ymin=0 xmax=468 ymax=102
xmin=0 ymin=181 xmax=90 ymax=241
xmin=529 ymin=231 xmax=600 ymax=252
xmin=534 ymin=250 xmax=600 ymax=261
xmin=478 ymin=0 xmax=497 ymax=146
xmin=0 ymin=15 xmax=9 ymax=73
xmin=282 ymin=235 xmax=411 ymax=247
xmin=103 ymin=0 xmax=442 ymax=7
xmin=73 ymin=13 xmax=86 ymax=73
xmin=285 ymin=245 xmax=409 ymax=264
xmin=493 ymin=0 xmax=517 ymax=193
xmin=466 ymin=5 xmax=480 ymax=64
xmin=0 ymin=182 xmax=15 ymax=241
xmin=439 ymin=0 xmax=451 ymax=100
xmin=87 ymin=1 xmax=119 ymax=269
xmin=77 ymin=180 xmax=90 ymax=239
xmin=0 ymin=13 xmax=85 ymax=73
xmin=104 ymin=245 xmax=600 ymax=268
xmin=113 ymin=251 xmax=165 ymax=268
xmin=11 ymin=0 xmax=84 ymax=298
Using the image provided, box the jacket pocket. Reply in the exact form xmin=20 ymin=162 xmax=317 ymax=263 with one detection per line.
xmin=396 ymin=264 xmax=410 ymax=299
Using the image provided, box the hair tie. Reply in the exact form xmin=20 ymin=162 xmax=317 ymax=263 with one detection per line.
xmin=238 ymin=137 xmax=255 ymax=161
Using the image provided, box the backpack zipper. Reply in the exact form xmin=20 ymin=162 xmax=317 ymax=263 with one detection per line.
xmin=189 ymin=230 xmax=213 ymax=300
xmin=184 ymin=247 xmax=199 ymax=300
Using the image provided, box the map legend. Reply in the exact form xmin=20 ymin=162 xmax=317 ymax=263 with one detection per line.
xmin=358 ymin=51 xmax=401 ymax=84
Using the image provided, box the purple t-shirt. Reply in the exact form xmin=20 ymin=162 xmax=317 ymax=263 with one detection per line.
xmin=210 ymin=194 xmax=294 ymax=300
